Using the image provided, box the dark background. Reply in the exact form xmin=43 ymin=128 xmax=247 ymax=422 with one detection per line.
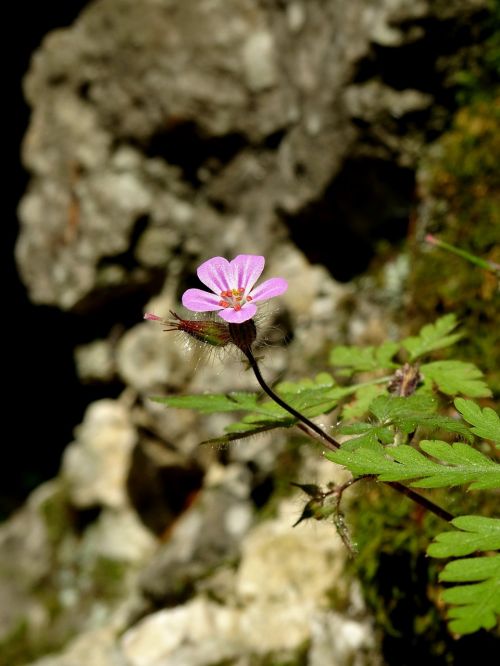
xmin=5 ymin=2 xmax=91 ymax=517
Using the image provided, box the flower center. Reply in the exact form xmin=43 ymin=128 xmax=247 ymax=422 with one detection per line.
xmin=218 ymin=287 xmax=253 ymax=311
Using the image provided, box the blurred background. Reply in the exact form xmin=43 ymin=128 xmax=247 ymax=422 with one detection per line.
xmin=3 ymin=1 xmax=499 ymax=665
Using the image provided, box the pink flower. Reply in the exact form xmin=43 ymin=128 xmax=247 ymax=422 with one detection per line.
xmin=182 ymin=255 xmax=288 ymax=324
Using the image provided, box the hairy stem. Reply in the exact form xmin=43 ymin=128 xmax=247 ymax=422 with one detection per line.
xmin=244 ymin=348 xmax=453 ymax=523
xmin=243 ymin=349 xmax=342 ymax=451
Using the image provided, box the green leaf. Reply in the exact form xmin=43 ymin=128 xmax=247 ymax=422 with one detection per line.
xmin=151 ymin=392 xmax=261 ymax=414
xmin=329 ymin=341 xmax=399 ymax=375
xmin=153 ymin=375 xmax=348 ymax=436
xmin=337 ymin=423 xmax=394 ymax=451
xmin=428 ymin=517 xmax=500 ymax=634
xmin=369 ymin=394 xmax=438 ymax=433
xmin=421 ymin=361 xmax=492 ymax=398
xmin=339 ymin=393 xmax=437 ymax=449
xmin=338 ymin=393 xmax=473 ymax=449
xmin=440 ymin=555 xmax=500 ymax=582
xmin=441 ymin=556 xmax=500 ymax=634
xmin=341 ymin=384 xmax=386 ymax=420
xmin=454 ymin=398 xmax=500 ymax=445
xmin=401 ymin=314 xmax=463 ymax=361
xmin=414 ymin=415 xmax=474 ymax=442
xmin=428 ymin=516 xmax=500 ymax=557
xmin=326 ymin=440 xmax=500 ymax=489
xmin=154 ymin=374 xmax=351 ymax=450
xmin=274 ymin=374 xmax=351 ymax=418
xmin=370 ymin=393 xmax=466 ymax=441
xmin=418 ymin=440 xmax=500 ymax=489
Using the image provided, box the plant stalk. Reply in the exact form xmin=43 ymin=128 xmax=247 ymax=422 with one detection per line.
xmin=243 ymin=348 xmax=454 ymax=523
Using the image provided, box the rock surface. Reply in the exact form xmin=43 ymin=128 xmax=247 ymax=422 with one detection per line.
xmin=17 ymin=0 xmax=484 ymax=310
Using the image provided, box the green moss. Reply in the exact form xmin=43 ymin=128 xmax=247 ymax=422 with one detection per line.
xmin=409 ymin=96 xmax=500 ymax=393
xmin=408 ymin=3 xmax=500 ymax=392
xmin=0 ymin=621 xmax=31 ymax=666
xmin=38 ymin=485 xmax=72 ymax=546
xmin=450 ymin=0 xmax=500 ymax=105
xmin=90 ymin=556 xmax=129 ymax=601
xmin=344 ymin=483 xmax=500 ymax=665
xmin=0 ymin=619 xmax=66 ymax=666
xmin=252 ymin=642 xmax=310 ymax=666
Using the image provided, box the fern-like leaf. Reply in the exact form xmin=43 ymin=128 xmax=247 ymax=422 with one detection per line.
xmin=326 ymin=440 xmax=500 ymax=489
xmin=151 ymin=392 xmax=262 ymax=414
xmin=428 ymin=516 xmax=500 ymax=634
xmin=454 ymin=398 xmax=500 ymax=446
xmin=336 ymin=423 xmax=394 ymax=450
xmin=427 ymin=516 xmax=500 ymax=557
xmin=341 ymin=384 xmax=386 ymax=420
xmin=421 ymin=361 xmax=492 ymax=398
xmin=338 ymin=393 xmax=473 ymax=450
xmin=401 ymin=314 xmax=463 ymax=360
xmin=153 ymin=375 xmax=350 ymax=442
xmin=329 ymin=341 xmax=399 ymax=376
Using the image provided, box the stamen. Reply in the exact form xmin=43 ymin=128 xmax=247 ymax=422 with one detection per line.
xmin=219 ymin=300 xmax=230 ymax=308
xmin=234 ymin=303 xmax=242 ymax=311
xmin=237 ymin=287 xmax=245 ymax=293
xmin=246 ymin=295 xmax=253 ymax=301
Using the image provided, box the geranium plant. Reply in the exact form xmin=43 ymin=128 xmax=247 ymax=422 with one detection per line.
xmin=145 ymin=253 xmax=500 ymax=637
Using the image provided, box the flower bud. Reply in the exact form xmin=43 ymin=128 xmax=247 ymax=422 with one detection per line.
xmin=388 ymin=363 xmax=422 ymax=396
xmin=144 ymin=311 xmax=231 ymax=347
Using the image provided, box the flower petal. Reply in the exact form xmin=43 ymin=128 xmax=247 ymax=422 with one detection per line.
xmin=230 ymin=255 xmax=265 ymax=292
xmin=218 ymin=303 xmax=257 ymax=323
xmin=197 ymin=257 xmax=232 ymax=295
xmin=182 ymin=288 xmax=223 ymax=312
xmin=248 ymin=277 xmax=288 ymax=302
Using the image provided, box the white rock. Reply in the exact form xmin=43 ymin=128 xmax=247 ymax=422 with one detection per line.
xmin=238 ymin=600 xmax=312 ymax=652
xmin=116 ymin=322 xmax=194 ymax=393
xmin=62 ymin=400 xmax=137 ymax=509
xmin=83 ymin=508 xmax=157 ymax=564
xmin=287 ymin=2 xmax=306 ymax=32
xmin=121 ymin=598 xmax=236 ymax=666
xmin=74 ymin=339 xmax=115 ymax=382
xmin=242 ymin=31 xmax=278 ymax=91
xmin=309 ymin=611 xmax=376 ymax=666
xmin=236 ymin=503 xmax=345 ymax=606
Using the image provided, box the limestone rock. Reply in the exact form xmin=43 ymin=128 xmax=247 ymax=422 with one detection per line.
xmin=17 ymin=0 xmax=473 ymax=309
xmin=0 ymin=482 xmax=58 ymax=644
xmin=26 ymin=626 xmax=126 ymax=666
xmin=139 ymin=464 xmax=254 ymax=604
xmin=62 ymin=399 xmax=137 ymax=509
xmin=74 ymin=339 xmax=115 ymax=383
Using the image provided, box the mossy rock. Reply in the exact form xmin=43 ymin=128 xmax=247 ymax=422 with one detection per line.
xmin=409 ymin=95 xmax=500 ymax=393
